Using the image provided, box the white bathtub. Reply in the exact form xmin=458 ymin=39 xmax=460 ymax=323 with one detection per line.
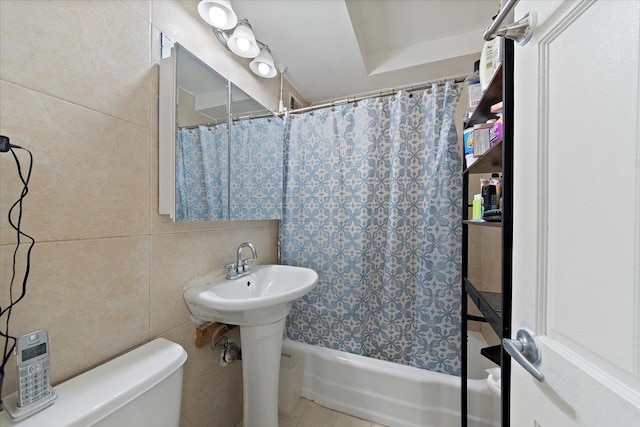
xmin=281 ymin=331 xmax=500 ymax=427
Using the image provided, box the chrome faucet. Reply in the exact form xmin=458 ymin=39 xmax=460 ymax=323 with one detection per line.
xmin=226 ymin=242 xmax=258 ymax=279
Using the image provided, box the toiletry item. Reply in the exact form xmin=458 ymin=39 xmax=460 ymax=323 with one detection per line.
xmin=480 ymin=37 xmax=502 ymax=91
xmin=490 ymin=173 xmax=502 ymax=207
xmin=473 ymin=123 xmax=492 ymax=157
xmin=490 ymin=116 xmax=504 ymax=145
xmin=464 ymin=128 xmax=476 ymax=167
xmin=482 ymin=184 xmax=497 ymax=212
xmin=472 ymin=194 xmax=483 ymax=220
xmin=464 ymin=61 xmax=482 ymax=121
xmin=480 ymin=177 xmax=492 ymax=211
xmin=490 ymin=101 xmax=503 ymax=113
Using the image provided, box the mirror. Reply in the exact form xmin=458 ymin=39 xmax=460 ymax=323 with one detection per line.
xmin=174 ymin=43 xmax=229 ymax=221
xmin=230 ymin=85 xmax=283 ymax=220
xmin=159 ymin=38 xmax=283 ymax=221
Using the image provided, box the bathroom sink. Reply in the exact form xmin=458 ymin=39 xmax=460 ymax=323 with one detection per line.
xmin=184 ymin=264 xmax=318 ymax=426
xmin=183 ymin=265 xmax=318 ymax=326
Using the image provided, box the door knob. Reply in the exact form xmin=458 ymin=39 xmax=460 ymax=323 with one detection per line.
xmin=502 ymin=329 xmax=545 ymax=382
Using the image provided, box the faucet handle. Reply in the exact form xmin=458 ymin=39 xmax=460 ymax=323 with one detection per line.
xmin=225 ymin=262 xmax=237 ymax=272
xmin=241 ymin=258 xmax=252 ymax=271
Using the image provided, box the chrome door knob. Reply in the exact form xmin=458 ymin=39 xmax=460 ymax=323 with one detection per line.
xmin=502 ymin=329 xmax=545 ymax=382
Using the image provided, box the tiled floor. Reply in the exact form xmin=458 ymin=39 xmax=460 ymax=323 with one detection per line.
xmin=236 ymin=398 xmax=388 ymax=427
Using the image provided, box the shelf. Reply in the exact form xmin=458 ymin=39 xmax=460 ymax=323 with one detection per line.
xmin=480 ymin=345 xmax=501 ymax=366
xmin=463 ymin=220 xmax=501 ymax=227
xmin=462 ymin=38 xmax=512 ymax=427
xmin=464 ymin=140 xmax=502 ymax=174
xmin=464 ymin=278 xmax=502 ymax=339
xmin=464 ymin=65 xmax=503 ymax=129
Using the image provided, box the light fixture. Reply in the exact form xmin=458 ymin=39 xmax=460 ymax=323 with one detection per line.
xmin=197 ymin=0 xmax=238 ymax=30
xmin=227 ymin=20 xmax=260 ymax=58
xmin=249 ymin=47 xmax=277 ymax=78
xmin=198 ymin=1 xmax=278 ymax=78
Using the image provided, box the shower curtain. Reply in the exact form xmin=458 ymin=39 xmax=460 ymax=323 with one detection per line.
xmin=280 ymin=83 xmax=463 ymax=375
xmin=175 ymin=124 xmax=228 ymax=221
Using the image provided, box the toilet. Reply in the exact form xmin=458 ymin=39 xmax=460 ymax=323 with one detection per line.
xmin=0 ymin=338 xmax=187 ymax=426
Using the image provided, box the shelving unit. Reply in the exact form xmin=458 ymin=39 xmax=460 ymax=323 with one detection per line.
xmin=463 ymin=140 xmax=503 ymax=174
xmin=465 ymin=65 xmax=503 ymax=127
xmin=462 ymin=220 xmax=501 ymax=228
xmin=461 ymin=39 xmax=514 ymax=427
xmin=464 ymin=278 xmax=502 ymax=338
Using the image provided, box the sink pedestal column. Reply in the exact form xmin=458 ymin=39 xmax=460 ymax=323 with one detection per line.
xmin=239 ymin=318 xmax=285 ymax=427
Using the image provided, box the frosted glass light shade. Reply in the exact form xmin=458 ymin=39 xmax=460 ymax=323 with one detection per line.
xmin=250 ymin=47 xmax=277 ymax=78
xmin=197 ymin=0 xmax=238 ymax=30
xmin=227 ymin=21 xmax=260 ymax=58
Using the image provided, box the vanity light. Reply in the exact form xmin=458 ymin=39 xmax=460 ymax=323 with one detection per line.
xmin=197 ymin=0 xmax=238 ymax=30
xmin=249 ymin=47 xmax=277 ymax=78
xmin=227 ymin=20 xmax=260 ymax=58
xmin=197 ymin=0 xmax=278 ymax=78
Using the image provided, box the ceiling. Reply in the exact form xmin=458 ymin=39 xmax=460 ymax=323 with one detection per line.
xmin=231 ymin=0 xmax=501 ymax=104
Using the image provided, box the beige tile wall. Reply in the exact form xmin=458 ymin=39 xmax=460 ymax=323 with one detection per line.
xmin=0 ymin=1 xmax=283 ymax=425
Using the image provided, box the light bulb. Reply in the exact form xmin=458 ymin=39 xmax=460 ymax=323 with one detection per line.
xmin=236 ymin=37 xmax=250 ymax=52
xmin=208 ymin=6 xmax=228 ymax=28
xmin=258 ymin=62 xmax=270 ymax=76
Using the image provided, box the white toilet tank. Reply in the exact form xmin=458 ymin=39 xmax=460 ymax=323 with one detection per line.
xmin=0 ymin=338 xmax=187 ymax=427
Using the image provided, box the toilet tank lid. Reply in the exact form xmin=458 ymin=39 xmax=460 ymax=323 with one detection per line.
xmin=0 ymin=338 xmax=187 ymax=427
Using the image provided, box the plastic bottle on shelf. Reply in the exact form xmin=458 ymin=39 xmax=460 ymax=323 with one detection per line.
xmin=464 ymin=60 xmax=482 ymax=123
xmin=490 ymin=173 xmax=502 ymax=208
xmin=472 ymin=194 xmax=483 ymax=220
xmin=480 ymin=37 xmax=502 ymax=91
xmin=482 ymin=184 xmax=497 ymax=212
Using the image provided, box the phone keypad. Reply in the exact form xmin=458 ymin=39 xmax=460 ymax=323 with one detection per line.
xmin=18 ymin=358 xmax=50 ymax=407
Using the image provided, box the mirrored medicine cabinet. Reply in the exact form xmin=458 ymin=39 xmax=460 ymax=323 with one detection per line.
xmin=159 ymin=35 xmax=283 ymax=221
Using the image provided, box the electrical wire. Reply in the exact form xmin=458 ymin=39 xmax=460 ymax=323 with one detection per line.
xmin=0 ymin=144 xmax=35 ymax=405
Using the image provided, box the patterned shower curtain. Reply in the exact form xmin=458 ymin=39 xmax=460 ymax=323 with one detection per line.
xmin=280 ymin=83 xmax=463 ymax=375
xmin=175 ymin=124 xmax=228 ymax=221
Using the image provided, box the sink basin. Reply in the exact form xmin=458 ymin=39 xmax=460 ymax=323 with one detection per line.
xmin=184 ymin=264 xmax=317 ymax=427
xmin=184 ymin=264 xmax=318 ymax=326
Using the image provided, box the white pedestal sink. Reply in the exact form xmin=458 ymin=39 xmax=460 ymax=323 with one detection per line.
xmin=183 ymin=265 xmax=318 ymax=427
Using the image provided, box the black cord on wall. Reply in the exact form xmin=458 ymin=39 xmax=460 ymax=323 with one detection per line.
xmin=0 ymin=135 xmax=35 ymax=405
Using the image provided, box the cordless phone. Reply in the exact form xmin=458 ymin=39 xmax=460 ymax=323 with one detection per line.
xmin=16 ymin=330 xmax=53 ymax=407
xmin=2 ymin=330 xmax=57 ymax=421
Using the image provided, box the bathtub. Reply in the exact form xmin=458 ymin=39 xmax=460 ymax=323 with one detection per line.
xmin=281 ymin=331 xmax=500 ymax=427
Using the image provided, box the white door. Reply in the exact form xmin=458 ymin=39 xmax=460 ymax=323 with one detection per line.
xmin=511 ymin=0 xmax=640 ymax=426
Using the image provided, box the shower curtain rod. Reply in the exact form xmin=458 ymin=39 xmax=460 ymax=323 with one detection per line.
xmin=232 ymin=112 xmax=279 ymax=121
xmin=178 ymin=122 xmax=220 ymax=130
xmin=176 ymin=114 xmax=278 ymax=130
xmin=284 ymin=72 xmax=470 ymax=115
